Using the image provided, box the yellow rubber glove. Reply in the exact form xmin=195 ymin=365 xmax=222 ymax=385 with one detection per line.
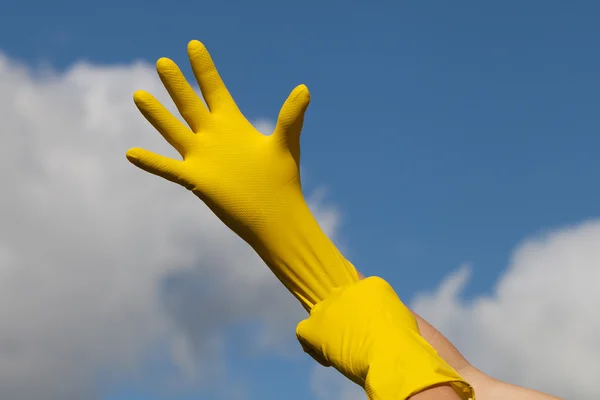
xmin=127 ymin=40 xmax=359 ymax=310
xmin=296 ymin=277 xmax=475 ymax=400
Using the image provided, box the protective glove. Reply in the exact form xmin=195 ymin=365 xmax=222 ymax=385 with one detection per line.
xmin=296 ymin=277 xmax=475 ymax=400
xmin=127 ymin=40 xmax=359 ymax=310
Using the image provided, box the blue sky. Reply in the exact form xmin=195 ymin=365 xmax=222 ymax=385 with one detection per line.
xmin=2 ymin=1 xmax=599 ymax=399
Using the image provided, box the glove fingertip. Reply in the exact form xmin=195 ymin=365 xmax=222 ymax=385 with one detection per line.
xmin=156 ymin=57 xmax=175 ymax=70
xmin=125 ymin=151 xmax=139 ymax=163
xmin=187 ymin=39 xmax=207 ymax=56
xmin=125 ymin=149 xmax=148 ymax=167
xmin=133 ymin=90 xmax=153 ymax=106
xmin=273 ymin=85 xmax=311 ymax=140
xmin=290 ymin=84 xmax=311 ymax=109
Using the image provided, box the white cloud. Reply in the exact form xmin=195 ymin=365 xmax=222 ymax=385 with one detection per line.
xmin=253 ymin=118 xmax=275 ymax=136
xmin=0 ymin=53 xmax=337 ymax=399
xmin=412 ymin=220 xmax=600 ymax=400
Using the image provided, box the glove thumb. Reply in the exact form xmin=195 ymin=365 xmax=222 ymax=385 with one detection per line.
xmin=273 ymin=84 xmax=310 ymax=161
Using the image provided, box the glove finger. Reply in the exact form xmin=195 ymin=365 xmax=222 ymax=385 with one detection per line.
xmin=133 ymin=90 xmax=195 ymax=157
xmin=273 ymin=84 xmax=310 ymax=148
xmin=156 ymin=57 xmax=210 ymax=133
xmin=187 ymin=40 xmax=236 ymax=113
xmin=126 ymin=148 xmax=190 ymax=188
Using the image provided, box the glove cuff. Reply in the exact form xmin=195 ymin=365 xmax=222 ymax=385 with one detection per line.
xmin=249 ymin=193 xmax=360 ymax=311
xmin=364 ymin=327 xmax=475 ymax=400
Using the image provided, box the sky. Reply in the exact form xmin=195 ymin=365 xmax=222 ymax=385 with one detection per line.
xmin=0 ymin=1 xmax=599 ymax=399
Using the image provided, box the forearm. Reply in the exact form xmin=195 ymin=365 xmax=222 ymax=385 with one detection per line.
xmin=459 ymin=369 xmax=562 ymax=400
xmin=409 ymin=311 xmax=562 ymax=399
xmin=358 ymin=272 xmax=560 ymax=399
xmin=257 ymin=210 xmax=552 ymax=399
xmin=486 ymin=382 xmax=561 ymax=400
xmin=410 ymin=312 xmax=471 ymax=374
xmin=410 ymin=384 xmax=463 ymax=400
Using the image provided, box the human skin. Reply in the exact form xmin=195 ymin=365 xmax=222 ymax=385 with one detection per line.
xmin=357 ymin=273 xmax=562 ymax=400
xmin=410 ymin=384 xmax=462 ymax=399
xmin=411 ymin=304 xmax=561 ymax=400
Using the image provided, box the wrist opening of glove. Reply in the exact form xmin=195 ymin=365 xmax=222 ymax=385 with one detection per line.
xmin=364 ymin=327 xmax=475 ymax=400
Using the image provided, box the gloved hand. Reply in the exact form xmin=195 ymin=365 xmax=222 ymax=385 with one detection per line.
xmin=296 ymin=277 xmax=475 ymax=400
xmin=127 ymin=40 xmax=359 ymax=310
